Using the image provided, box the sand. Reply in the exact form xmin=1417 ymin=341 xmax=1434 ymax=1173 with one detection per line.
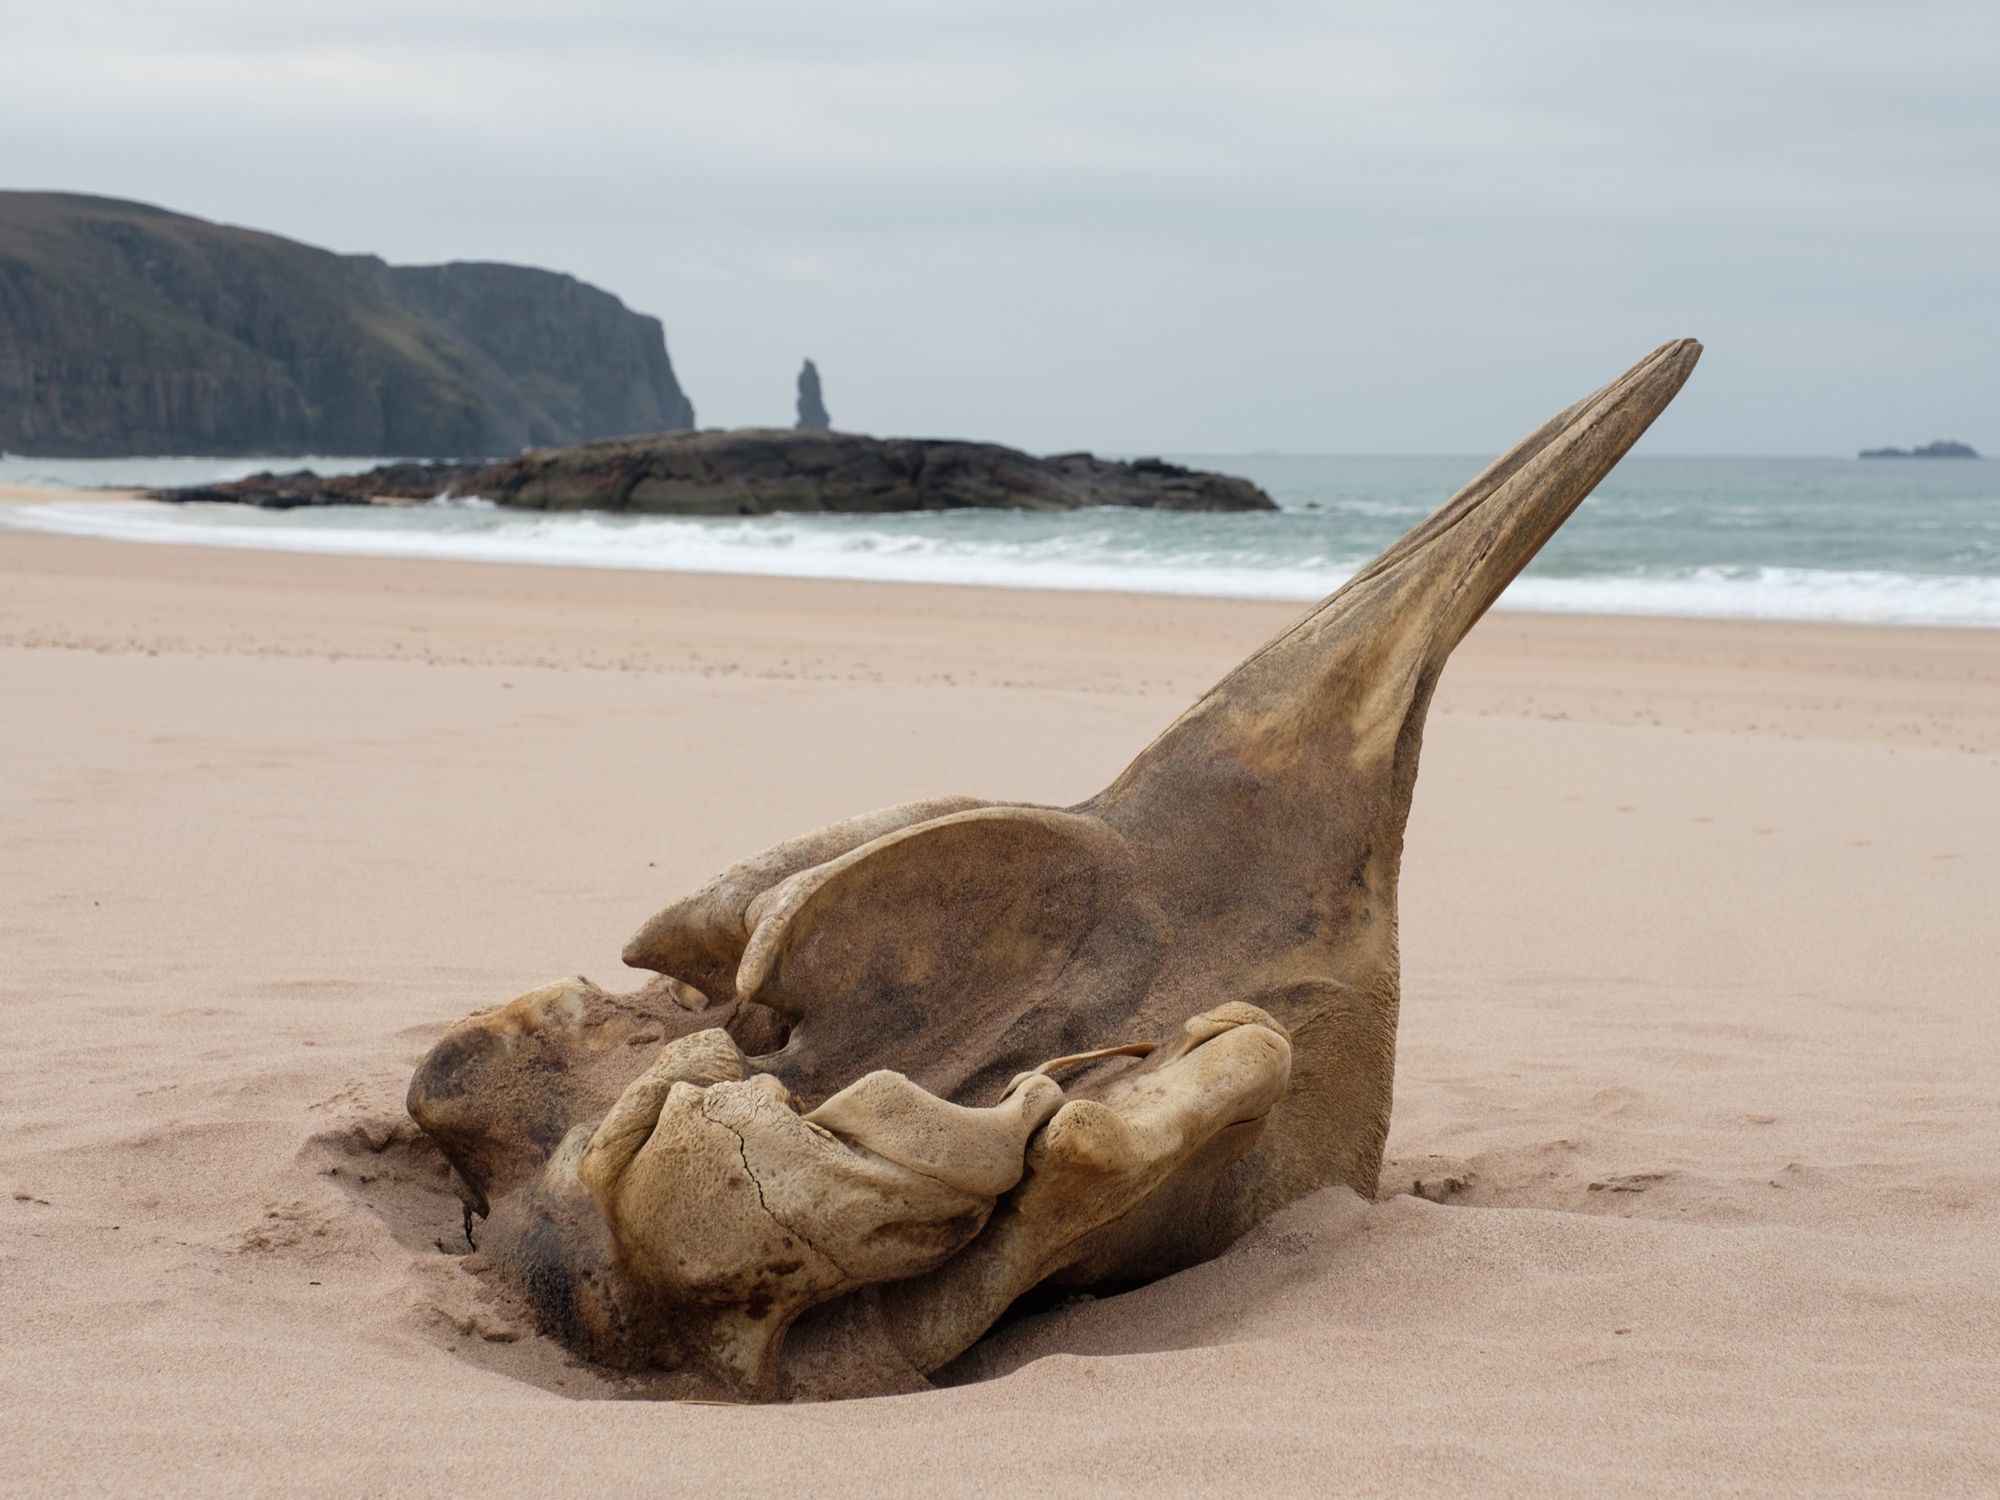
xmin=2 ymin=525 xmax=1996 ymax=1496
xmin=0 ymin=482 xmax=143 ymax=505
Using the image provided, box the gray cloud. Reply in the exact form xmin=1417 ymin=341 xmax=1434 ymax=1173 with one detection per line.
xmin=4 ymin=0 xmax=1994 ymax=451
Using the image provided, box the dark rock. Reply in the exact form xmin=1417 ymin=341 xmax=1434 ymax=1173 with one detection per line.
xmin=152 ymin=433 xmax=1276 ymax=515
xmin=471 ymin=429 xmax=1276 ymax=515
xmin=1858 ymin=440 xmax=1979 ymax=458
xmin=796 ymin=359 xmax=830 ymax=431
xmin=154 ymin=460 xmax=484 ymax=509
xmin=0 ymin=192 xmax=696 ymax=458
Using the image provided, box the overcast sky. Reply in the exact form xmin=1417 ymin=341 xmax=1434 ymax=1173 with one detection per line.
xmin=5 ymin=0 xmax=1994 ymax=453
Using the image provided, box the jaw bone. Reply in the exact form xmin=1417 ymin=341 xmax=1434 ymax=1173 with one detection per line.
xmin=408 ymin=339 xmax=1701 ymax=1398
xmin=555 ymin=1007 xmax=1291 ymax=1398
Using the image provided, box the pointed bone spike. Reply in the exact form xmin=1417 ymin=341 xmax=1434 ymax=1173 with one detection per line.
xmin=1317 ymin=337 xmax=1702 ymax=652
xmin=1103 ymin=338 xmax=1702 ymax=815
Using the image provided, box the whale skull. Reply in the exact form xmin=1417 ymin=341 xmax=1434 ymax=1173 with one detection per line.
xmin=408 ymin=340 xmax=1701 ymax=1399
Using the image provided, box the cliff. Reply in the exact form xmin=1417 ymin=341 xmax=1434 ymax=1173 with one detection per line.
xmin=0 ymin=193 xmax=695 ymax=457
xmin=156 ymin=432 xmax=1277 ymax=514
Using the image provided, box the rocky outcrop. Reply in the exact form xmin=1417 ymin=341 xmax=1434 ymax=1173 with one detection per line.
xmin=1859 ymin=440 xmax=1979 ymax=458
xmin=156 ymin=462 xmax=485 ymax=509
xmin=471 ymin=429 xmax=1275 ymax=513
xmin=153 ymin=431 xmax=1276 ymax=514
xmin=796 ymin=359 xmax=829 ymax=430
xmin=0 ymin=192 xmax=696 ymax=458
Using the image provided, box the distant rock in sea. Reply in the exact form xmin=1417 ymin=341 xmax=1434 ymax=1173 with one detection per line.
xmin=152 ymin=431 xmax=1276 ymax=515
xmin=1858 ymin=440 xmax=1979 ymax=459
xmin=0 ymin=192 xmax=696 ymax=458
xmin=796 ymin=360 xmax=830 ymax=430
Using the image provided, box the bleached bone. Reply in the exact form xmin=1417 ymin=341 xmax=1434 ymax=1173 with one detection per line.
xmin=408 ymin=339 xmax=1701 ymax=1399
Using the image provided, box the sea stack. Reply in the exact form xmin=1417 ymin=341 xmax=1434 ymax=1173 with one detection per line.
xmin=796 ymin=359 xmax=830 ymax=430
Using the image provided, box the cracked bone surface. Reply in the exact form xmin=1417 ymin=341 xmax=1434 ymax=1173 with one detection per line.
xmin=408 ymin=340 xmax=1701 ymax=1400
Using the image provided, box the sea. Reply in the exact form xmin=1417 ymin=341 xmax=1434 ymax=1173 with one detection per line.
xmin=3 ymin=452 xmax=1997 ymax=628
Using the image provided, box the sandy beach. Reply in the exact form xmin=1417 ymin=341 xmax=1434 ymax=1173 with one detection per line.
xmin=2 ymin=525 xmax=1995 ymax=1496
xmin=0 ymin=482 xmax=144 ymax=505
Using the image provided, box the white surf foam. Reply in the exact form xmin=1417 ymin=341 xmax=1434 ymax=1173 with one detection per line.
xmin=5 ymin=497 xmax=1998 ymax=628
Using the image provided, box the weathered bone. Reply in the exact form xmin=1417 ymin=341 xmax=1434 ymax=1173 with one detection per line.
xmin=408 ymin=339 xmax=1701 ymax=1399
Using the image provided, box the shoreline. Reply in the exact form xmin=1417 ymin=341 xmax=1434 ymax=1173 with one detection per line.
xmin=5 ymin=487 xmax=2000 ymax=635
xmin=5 ymin=526 xmax=1998 ymax=754
xmin=0 ymin=480 xmax=145 ymax=503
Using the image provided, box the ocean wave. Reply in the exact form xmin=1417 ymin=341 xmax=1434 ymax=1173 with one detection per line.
xmin=0 ymin=498 xmax=1374 ymax=599
xmin=5 ymin=497 xmax=1998 ymax=628
xmin=0 ymin=454 xmax=408 ymax=490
